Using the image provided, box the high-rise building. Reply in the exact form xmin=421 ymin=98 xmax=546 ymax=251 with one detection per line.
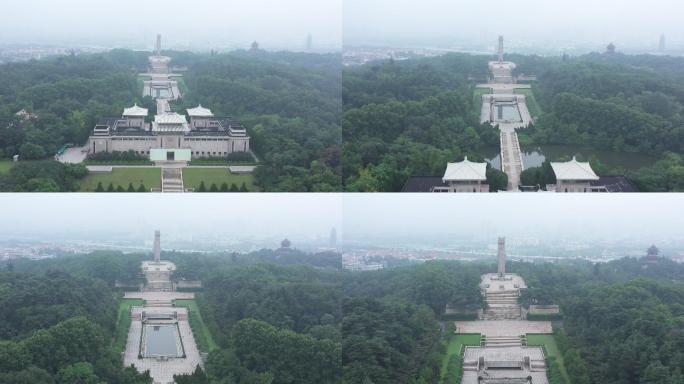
xmin=659 ymin=34 xmax=666 ymax=52
xmin=306 ymin=33 xmax=313 ymax=51
xmin=329 ymin=227 xmax=337 ymax=248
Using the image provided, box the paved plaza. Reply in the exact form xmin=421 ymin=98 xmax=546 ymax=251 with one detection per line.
xmin=123 ymin=232 xmax=203 ymax=384
xmin=124 ymin=306 xmax=202 ymax=384
xmin=481 ymin=273 xmax=528 ymax=293
xmin=124 ymin=290 xmax=195 ymax=302
xmin=56 ymin=146 xmax=88 ymax=164
xmin=476 ymin=37 xmax=536 ymax=191
xmin=454 ymin=238 xmax=552 ymax=383
xmin=455 ymin=320 xmax=552 ymax=337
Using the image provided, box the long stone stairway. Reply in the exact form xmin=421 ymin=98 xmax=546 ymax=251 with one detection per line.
xmin=483 ymin=290 xmax=522 ymax=320
xmin=484 ymin=335 xmax=524 ymax=347
xmin=161 ymin=167 xmax=184 ymax=193
xmin=499 ymin=126 xmax=524 ymax=191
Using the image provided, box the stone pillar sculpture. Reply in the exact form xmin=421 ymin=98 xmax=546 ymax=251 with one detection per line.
xmin=153 ymin=230 xmax=161 ymax=262
xmin=156 ymin=34 xmax=162 ymax=56
xmin=497 ymin=237 xmax=506 ymax=277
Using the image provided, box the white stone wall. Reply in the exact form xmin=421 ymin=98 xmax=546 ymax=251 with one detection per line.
xmin=555 ymin=181 xmax=594 ymax=193
xmin=110 ymin=137 xmax=160 ymax=154
xmin=88 ymin=135 xmax=250 ymax=157
xmin=444 ymin=181 xmax=489 ymax=193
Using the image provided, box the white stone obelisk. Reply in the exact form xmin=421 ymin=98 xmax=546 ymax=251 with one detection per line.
xmin=153 ymin=230 xmax=161 ymax=262
xmin=156 ymin=34 xmax=162 ymax=56
xmin=497 ymin=237 xmax=506 ymax=277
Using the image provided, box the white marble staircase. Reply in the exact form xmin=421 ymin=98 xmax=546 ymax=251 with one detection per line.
xmin=484 ymin=335 xmax=524 ymax=348
xmin=483 ymin=291 xmax=522 ymax=320
xmin=161 ymin=167 xmax=184 ymax=193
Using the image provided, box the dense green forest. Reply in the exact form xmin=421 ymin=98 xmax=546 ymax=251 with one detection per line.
xmin=343 ymin=52 xmax=684 ymax=191
xmin=342 ymin=56 xmax=501 ymax=191
xmin=516 ymin=257 xmax=684 ymax=384
xmin=175 ymin=50 xmax=342 ymax=191
xmin=4 ymin=248 xmax=683 ymax=383
xmin=4 ymin=248 xmax=344 ymax=384
xmin=0 ymin=50 xmax=149 ymax=158
xmin=341 ymin=262 xmax=485 ymax=383
xmin=339 ymin=257 xmax=684 ymax=384
xmin=0 ymin=49 xmax=341 ymax=191
xmin=0 ymin=270 xmax=152 ymax=383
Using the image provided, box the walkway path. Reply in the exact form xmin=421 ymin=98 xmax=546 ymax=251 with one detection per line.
xmin=157 ymin=99 xmax=171 ymax=114
xmin=161 ymin=167 xmax=184 ymax=192
xmin=456 ymin=271 xmax=551 ymax=384
xmin=479 ymin=84 xmax=531 ymax=191
xmin=499 ymin=124 xmax=524 ymax=191
xmin=56 ymin=146 xmax=88 ymax=164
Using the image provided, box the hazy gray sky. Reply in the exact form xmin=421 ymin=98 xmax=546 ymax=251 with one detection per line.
xmin=0 ymin=0 xmax=341 ymax=50
xmin=344 ymin=0 xmax=684 ymax=49
xmin=342 ymin=194 xmax=684 ymax=241
xmin=2 ymin=194 xmax=683 ymax=245
xmin=0 ymin=194 xmax=341 ymax=239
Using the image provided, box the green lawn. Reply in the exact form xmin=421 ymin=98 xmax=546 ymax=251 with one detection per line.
xmin=527 ymin=333 xmax=570 ymax=383
xmin=515 ymin=88 xmax=543 ymax=117
xmin=79 ymin=168 xmax=161 ymax=191
xmin=0 ymin=160 xmax=42 ymax=173
xmin=175 ymin=299 xmax=218 ymax=353
xmin=183 ymin=168 xmax=256 ymax=191
xmin=137 ymin=75 xmax=151 ymax=94
xmin=440 ymin=333 xmax=481 ymax=380
xmin=0 ymin=160 xmax=14 ymax=173
xmin=113 ymin=298 xmax=144 ymax=352
xmin=473 ymin=87 xmax=492 ymax=114
xmin=171 ymin=77 xmax=189 ymax=97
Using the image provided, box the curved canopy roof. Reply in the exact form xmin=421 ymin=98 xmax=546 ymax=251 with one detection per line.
xmin=154 ymin=112 xmax=187 ymax=125
xmin=123 ymin=104 xmax=148 ymax=117
xmin=550 ymin=157 xmax=599 ymax=181
xmin=442 ymin=157 xmax=487 ymax=182
xmin=187 ymin=104 xmax=214 ymax=117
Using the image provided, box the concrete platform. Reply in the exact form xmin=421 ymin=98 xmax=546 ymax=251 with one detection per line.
xmin=228 ymin=165 xmax=257 ymax=174
xmin=57 ymin=146 xmax=88 ymax=164
xmin=86 ymin=165 xmax=113 ymax=173
xmin=455 ymin=320 xmax=552 ymax=337
xmin=124 ymin=306 xmax=202 ymax=384
xmin=124 ymin=291 xmax=195 ymax=301
xmin=481 ymin=273 xmax=528 ymax=293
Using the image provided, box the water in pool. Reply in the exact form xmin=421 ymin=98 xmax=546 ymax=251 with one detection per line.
xmin=144 ymin=324 xmax=181 ymax=357
xmin=494 ymin=104 xmax=521 ymax=122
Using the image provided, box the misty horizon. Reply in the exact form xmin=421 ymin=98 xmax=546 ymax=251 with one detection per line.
xmin=344 ymin=0 xmax=684 ymax=54
xmin=0 ymin=0 xmax=342 ymax=51
xmin=1 ymin=194 xmax=684 ymax=247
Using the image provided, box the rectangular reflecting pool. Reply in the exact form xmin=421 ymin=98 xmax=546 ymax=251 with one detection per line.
xmin=142 ymin=324 xmax=183 ymax=358
xmin=494 ymin=104 xmax=521 ymax=122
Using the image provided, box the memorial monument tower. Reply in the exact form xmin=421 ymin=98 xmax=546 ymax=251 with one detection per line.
xmin=156 ymin=34 xmax=162 ymax=56
xmin=497 ymin=236 xmax=506 ymax=277
xmin=153 ymin=230 xmax=161 ymax=262
xmin=498 ymin=35 xmax=504 ymax=63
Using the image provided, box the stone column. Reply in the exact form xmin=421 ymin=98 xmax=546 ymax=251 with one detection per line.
xmin=497 ymin=237 xmax=506 ymax=277
xmin=153 ymin=230 xmax=161 ymax=262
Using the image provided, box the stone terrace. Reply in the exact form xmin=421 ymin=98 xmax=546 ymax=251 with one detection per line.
xmin=455 ymin=320 xmax=552 ymax=337
xmin=124 ymin=306 xmax=202 ymax=384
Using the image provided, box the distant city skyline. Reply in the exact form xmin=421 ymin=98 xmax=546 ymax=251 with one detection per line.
xmin=344 ymin=0 xmax=684 ymax=54
xmin=0 ymin=0 xmax=341 ymax=51
xmin=0 ymin=194 xmax=342 ymax=240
